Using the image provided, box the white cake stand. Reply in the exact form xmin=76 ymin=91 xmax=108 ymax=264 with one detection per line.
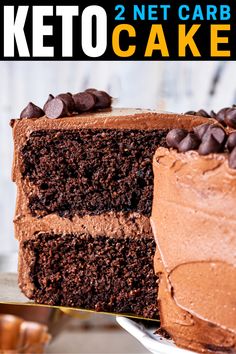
xmin=116 ymin=316 xmax=196 ymax=354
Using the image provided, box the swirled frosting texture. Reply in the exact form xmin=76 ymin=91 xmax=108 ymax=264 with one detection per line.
xmin=151 ymin=147 xmax=236 ymax=353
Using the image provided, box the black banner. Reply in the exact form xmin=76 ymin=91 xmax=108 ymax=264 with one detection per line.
xmin=0 ymin=0 xmax=234 ymax=60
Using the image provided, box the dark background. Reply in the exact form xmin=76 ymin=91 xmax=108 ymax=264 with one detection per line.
xmin=0 ymin=2 xmax=234 ymax=61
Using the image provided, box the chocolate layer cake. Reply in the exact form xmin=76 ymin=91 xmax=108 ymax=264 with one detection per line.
xmin=151 ymin=121 xmax=236 ymax=352
xmin=12 ymin=93 xmax=210 ymax=318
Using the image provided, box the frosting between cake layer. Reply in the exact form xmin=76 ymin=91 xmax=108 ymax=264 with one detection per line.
xmin=151 ymin=147 xmax=236 ymax=353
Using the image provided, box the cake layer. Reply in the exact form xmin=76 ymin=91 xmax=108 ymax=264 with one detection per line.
xmin=12 ymin=108 xmax=212 ymax=184
xmin=151 ymin=147 xmax=236 ymax=353
xmin=12 ymin=108 xmax=212 ymax=238
xmin=21 ymin=232 xmax=158 ymax=319
xmin=20 ymin=128 xmax=168 ymax=218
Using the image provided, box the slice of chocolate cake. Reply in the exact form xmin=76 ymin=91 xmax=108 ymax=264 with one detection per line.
xmin=12 ymin=90 xmax=211 ymax=319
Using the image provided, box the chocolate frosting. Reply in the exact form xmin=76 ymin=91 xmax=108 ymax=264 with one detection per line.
xmin=12 ymin=108 xmax=212 ymax=303
xmin=151 ymin=147 xmax=236 ymax=353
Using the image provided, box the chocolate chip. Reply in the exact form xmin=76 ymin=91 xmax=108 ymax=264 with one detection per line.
xmin=202 ymin=125 xmax=227 ymax=146
xmin=226 ymin=132 xmax=236 ymax=152
xmin=185 ymin=111 xmax=196 ymax=116
xmin=178 ymin=133 xmax=200 ymax=153
xmin=212 ymin=126 xmax=227 ymax=145
xmin=43 ymin=94 xmax=54 ymax=112
xmin=73 ymin=92 xmax=96 ymax=112
xmin=56 ymin=93 xmax=75 ymax=112
xmin=185 ymin=109 xmax=211 ymax=118
xmin=215 ymin=107 xmax=228 ymax=127
xmin=198 ymin=135 xmax=222 ymax=155
xmin=91 ymin=90 xmax=112 ymax=109
xmin=85 ymin=88 xmax=98 ymax=94
xmin=196 ymin=109 xmax=211 ymax=118
xmin=193 ymin=123 xmax=211 ymax=140
xmin=210 ymin=110 xmax=216 ymax=118
xmin=229 ymin=147 xmax=236 ymax=169
xmin=10 ymin=119 xmax=15 ymax=128
xmin=197 ymin=124 xmax=227 ymax=149
xmin=45 ymin=98 xmax=68 ymax=118
xmin=20 ymin=102 xmax=44 ymax=118
xmin=166 ymin=129 xmax=188 ymax=149
xmin=224 ymin=108 xmax=236 ymax=129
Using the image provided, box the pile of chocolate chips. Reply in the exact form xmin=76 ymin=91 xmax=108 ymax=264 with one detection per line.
xmin=186 ymin=105 xmax=236 ymax=129
xmin=166 ymin=123 xmax=236 ymax=169
xmin=20 ymin=89 xmax=112 ymax=119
